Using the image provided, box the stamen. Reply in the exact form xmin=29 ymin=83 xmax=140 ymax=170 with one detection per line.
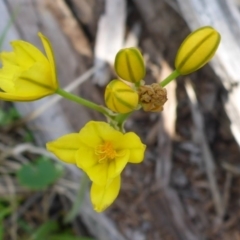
xmin=95 ymin=141 xmax=117 ymax=163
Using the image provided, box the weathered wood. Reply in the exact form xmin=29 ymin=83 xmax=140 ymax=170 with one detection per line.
xmin=176 ymin=0 xmax=240 ymax=148
xmin=93 ymin=0 xmax=126 ymax=85
xmin=47 ymin=0 xmax=92 ymax=58
xmin=67 ymin=0 xmax=101 ymax=38
xmin=131 ymin=1 xmax=201 ymax=239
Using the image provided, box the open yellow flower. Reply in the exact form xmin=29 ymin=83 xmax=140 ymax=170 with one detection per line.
xmin=47 ymin=121 xmax=146 ymax=212
xmin=0 ymin=32 xmax=58 ymax=101
xmin=47 ymin=121 xmax=146 ymax=185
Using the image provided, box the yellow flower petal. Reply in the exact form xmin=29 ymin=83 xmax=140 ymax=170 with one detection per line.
xmin=85 ymin=149 xmax=129 ymax=185
xmin=75 ymin=145 xmax=98 ymax=170
xmin=16 ymin=62 xmax=52 ymax=92
xmin=11 ymin=40 xmax=48 ymax=69
xmin=46 ymin=133 xmax=80 ymax=164
xmin=90 ymin=175 xmax=121 ymax=212
xmin=77 ymin=121 xmax=103 ymax=148
xmin=0 ymin=63 xmax=54 ymax=101
xmin=113 ymin=132 xmax=146 ymax=163
xmin=38 ymin=32 xmax=58 ymax=88
xmin=0 ymin=92 xmax=37 ymax=101
xmin=82 ymin=121 xmax=123 ymax=144
xmin=0 ymin=52 xmax=17 ymax=66
xmin=0 ymin=66 xmax=17 ymax=92
xmin=87 ymin=162 xmax=109 ymax=185
xmin=108 ymin=149 xmax=129 ymax=179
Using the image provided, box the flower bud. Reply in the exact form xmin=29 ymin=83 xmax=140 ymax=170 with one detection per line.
xmin=114 ymin=47 xmax=145 ymax=83
xmin=105 ymin=80 xmax=139 ymax=113
xmin=175 ymin=26 xmax=221 ymax=75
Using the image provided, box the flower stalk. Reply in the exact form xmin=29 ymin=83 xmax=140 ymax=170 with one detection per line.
xmin=56 ymin=88 xmax=110 ymax=116
xmin=159 ymin=69 xmax=180 ymax=87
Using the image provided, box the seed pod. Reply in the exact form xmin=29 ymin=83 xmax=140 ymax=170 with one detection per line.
xmin=105 ymin=80 xmax=139 ymax=113
xmin=138 ymin=83 xmax=167 ymax=112
xmin=114 ymin=47 xmax=145 ymax=83
xmin=175 ymin=26 xmax=221 ymax=75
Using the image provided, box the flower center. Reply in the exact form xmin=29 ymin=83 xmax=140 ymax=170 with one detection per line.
xmin=95 ymin=141 xmax=117 ymax=163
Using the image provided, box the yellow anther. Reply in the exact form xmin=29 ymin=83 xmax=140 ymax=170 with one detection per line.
xmin=95 ymin=141 xmax=117 ymax=163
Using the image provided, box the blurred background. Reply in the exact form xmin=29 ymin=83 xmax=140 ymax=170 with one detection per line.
xmin=1 ymin=0 xmax=240 ymax=239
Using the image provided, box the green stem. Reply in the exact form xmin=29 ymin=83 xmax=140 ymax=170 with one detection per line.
xmin=64 ymin=172 xmax=89 ymax=223
xmin=115 ymin=112 xmax=131 ymax=124
xmin=160 ymin=69 xmax=180 ymax=87
xmin=114 ymin=112 xmax=133 ymax=131
xmin=56 ymin=88 xmax=109 ymax=116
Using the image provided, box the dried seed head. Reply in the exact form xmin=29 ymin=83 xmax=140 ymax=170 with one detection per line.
xmin=138 ymin=83 xmax=167 ymax=112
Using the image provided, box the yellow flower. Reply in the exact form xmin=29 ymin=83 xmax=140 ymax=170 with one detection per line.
xmin=175 ymin=26 xmax=221 ymax=75
xmin=114 ymin=47 xmax=145 ymax=83
xmin=104 ymin=79 xmax=139 ymax=113
xmin=0 ymin=32 xmax=58 ymax=101
xmin=46 ymin=121 xmax=146 ymax=212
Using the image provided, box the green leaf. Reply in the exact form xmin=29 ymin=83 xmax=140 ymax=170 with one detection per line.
xmin=17 ymin=156 xmax=64 ymax=190
xmin=31 ymin=221 xmax=59 ymax=240
xmin=0 ymin=107 xmax=20 ymax=126
xmin=49 ymin=235 xmax=95 ymax=240
xmin=18 ymin=220 xmax=34 ymax=234
xmin=0 ymin=206 xmax=12 ymax=220
xmin=23 ymin=130 xmax=34 ymax=143
xmin=0 ymin=221 xmax=3 ymax=240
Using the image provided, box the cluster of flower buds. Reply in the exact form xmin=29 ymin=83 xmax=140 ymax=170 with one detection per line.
xmin=104 ymin=47 xmax=146 ymax=113
xmin=104 ymin=26 xmax=221 ymax=115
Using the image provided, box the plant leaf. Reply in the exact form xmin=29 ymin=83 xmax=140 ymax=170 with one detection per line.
xmin=17 ymin=156 xmax=64 ymax=190
xmin=31 ymin=221 xmax=59 ymax=240
xmin=49 ymin=235 xmax=95 ymax=240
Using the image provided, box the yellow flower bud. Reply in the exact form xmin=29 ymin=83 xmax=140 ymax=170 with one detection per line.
xmin=175 ymin=26 xmax=221 ymax=75
xmin=104 ymin=80 xmax=139 ymax=113
xmin=114 ymin=47 xmax=145 ymax=83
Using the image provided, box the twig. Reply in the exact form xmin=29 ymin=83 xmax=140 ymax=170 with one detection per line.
xmin=156 ymin=60 xmax=177 ymax=186
xmin=6 ymin=192 xmax=42 ymax=225
xmin=222 ymin=161 xmax=240 ymax=175
xmin=185 ymin=79 xmax=224 ymax=219
xmin=222 ymin=172 xmax=232 ymax=219
xmin=4 ymin=175 xmax=17 ymax=240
